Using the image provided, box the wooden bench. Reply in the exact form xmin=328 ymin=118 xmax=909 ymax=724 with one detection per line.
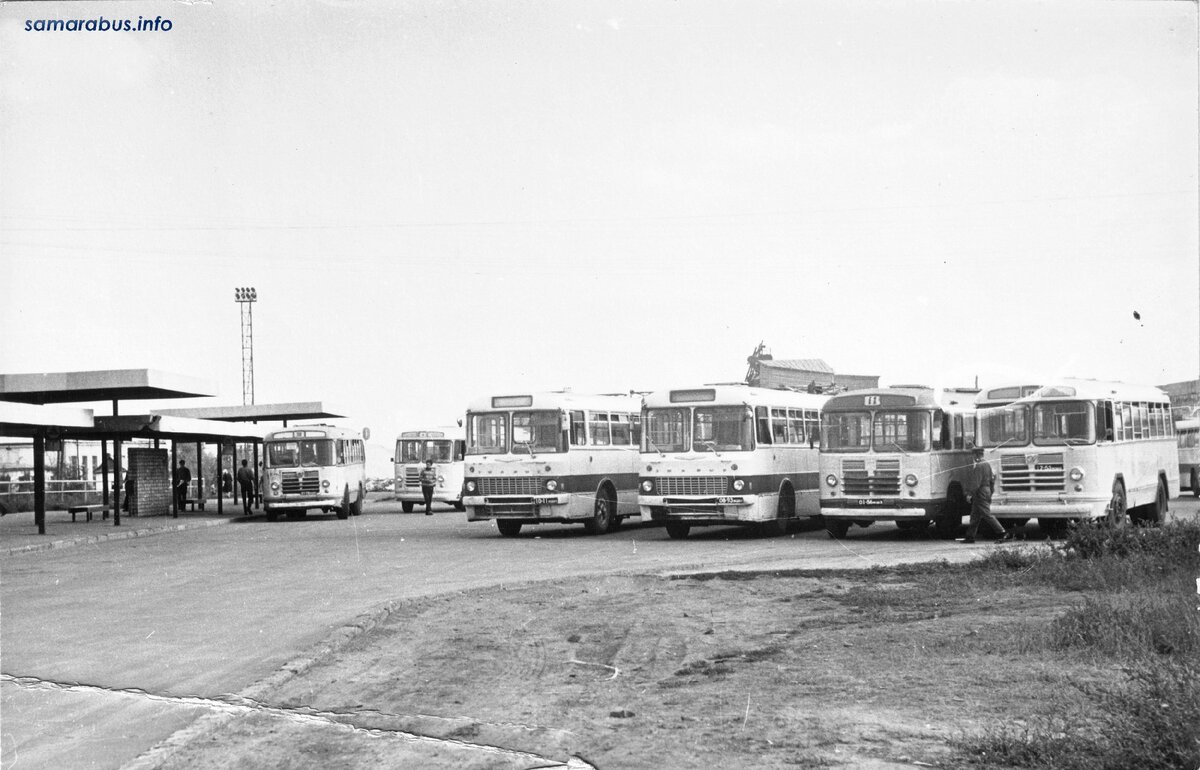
xmin=67 ymin=504 xmax=108 ymax=522
xmin=180 ymin=498 xmax=205 ymax=511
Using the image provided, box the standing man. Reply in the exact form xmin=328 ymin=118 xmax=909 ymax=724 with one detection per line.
xmin=174 ymin=459 xmax=192 ymax=511
xmin=236 ymin=459 xmax=255 ymax=516
xmin=960 ymin=445 xmax=1012 ymax=544
xmin=418 ymin=460 xmax=438 ymax=516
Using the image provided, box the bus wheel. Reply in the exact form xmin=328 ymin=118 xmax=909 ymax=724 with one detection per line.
xmin=825 ymin=520 xmax=850 ymax=539
xmin=337 ymin=488 xmax=351 ymax=520
xmin=351 ymin=485 xmax=364 ymax=516
xmin=761 ymin=486 xmax=795 ymax=537
xmin=584 ymin=486 xmax=616 ymax=535
xmin=896 ymin=520 xmax=928 ymax=533
xmin=1191 ymin=470 xmax=1199 ymax=498
xmin=497 ymin=520 xmax=522 ymax=537
xmin=401 ymin=501 xmax=414 ymax=513
xmin=266 ymin=508 xmax=278 ymax=522
xmin=1135 ymin=478 xmax=1167 ymax=526
xmin=665 ymin=521 xmax=690 ymax=540
xmin=454 ymin=501 xmax=466 ymax=512
xmin=1039 ymin=518 xmax=1068 ymax=538
xmin=1105 ymin=480 xmax=1126 ymax=526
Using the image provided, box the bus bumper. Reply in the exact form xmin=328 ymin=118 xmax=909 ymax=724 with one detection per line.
xmin=820 ymin=506 xmax=932 ymax=520
xmin=463 ymin=494 xmax=572 ymax=522
xmin=263 ymin=496 xmax=342 ymax=510
xmin=638 ymin=494 xmax=760 ymax=524
xmin=988 ymin=496 xmax=1108 ymax=519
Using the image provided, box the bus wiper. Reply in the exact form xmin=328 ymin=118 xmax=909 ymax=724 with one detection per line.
xmin=702 ymin=441 xmax=722 ymax=458
xmin=886 ymin=442 xmax=909 ymax=456
xmin=648 ymin=438 xmax=665 ymax=457
xmin=515 ymin=440 xmax=537 ymax=460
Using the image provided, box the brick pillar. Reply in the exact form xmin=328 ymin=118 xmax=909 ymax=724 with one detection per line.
xmin=128 ymin=448 xmax=171 ymax=516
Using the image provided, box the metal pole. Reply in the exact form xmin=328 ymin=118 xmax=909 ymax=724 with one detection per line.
xmin=235 ymin=287 xmax=257 ymax=406
xmin=34 ymin=431 xmax=45 ymax=536
xmin=113 ymin=439 xmax=122 ymax=527
xmin=172 ymin=442 xmax=178 ymax=518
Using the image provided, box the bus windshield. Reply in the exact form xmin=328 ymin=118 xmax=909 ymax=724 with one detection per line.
xmin=467 ymin=413 xmax=507 ymax=455
xmin=1032 ymin=401 xmax=1094 ymax=446
xmin=822 ymin=412 xmax=871 ymax=452
xmin=399 ymin=440 xmax=457 ymax=463
xmin=693 ymin=407 xmax=752 ymax=452
xmin=267 ymin=439 xmax=333 ymax=468
xmin=512 ymin=410 xmax=564 ymax=453
xmin=644 ymin=408 xmax=688 ymax=452
xmin=873 ymin=411 xmax=931 ymax=452
xmin=978 ymin=405 xmax=1029 ymax=447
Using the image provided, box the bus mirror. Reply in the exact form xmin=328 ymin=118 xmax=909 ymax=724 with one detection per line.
xmin=363 ymin=427 xmax=371 ymax=441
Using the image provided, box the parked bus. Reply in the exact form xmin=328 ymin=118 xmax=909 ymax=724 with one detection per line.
xmin=393 ymin=428 xmax=466 ymax=512
xmin=1177 ymin=418 xmax=1199 ymax=497
xmin=462 ymin=392 xmax=642 ymax=536
xmin=262 ymin=425 xmax=367 ymax=521
xmin=819 ymin=387 xmax=978 ymax=539
xmin=975 ymin=380 xmax=1179 ymax=535
xmin=638 ymin=385 xmax=827 ymax=539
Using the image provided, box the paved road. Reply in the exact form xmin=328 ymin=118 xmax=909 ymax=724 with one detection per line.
xmin=3 ymin=494 xmax=1198 ymax=769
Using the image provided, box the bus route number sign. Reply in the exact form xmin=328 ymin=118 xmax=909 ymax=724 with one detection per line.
xmin=864 ymin=396 xmax=881 ymax=406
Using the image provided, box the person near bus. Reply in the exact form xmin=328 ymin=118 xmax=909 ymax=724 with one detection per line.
xmin=960 ymin=445 xmax=1011 ymax=544
xmin=236 ymin=459 xmax=255 ymax=516
xmin=174 ymin=459 xmax=191 ymax=511
xmin=419 ymin=460 xmax=438 ymax=515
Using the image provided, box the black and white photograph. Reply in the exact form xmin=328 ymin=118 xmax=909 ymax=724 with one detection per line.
xmin=2 ymin=2 xmax=1198 ymax=768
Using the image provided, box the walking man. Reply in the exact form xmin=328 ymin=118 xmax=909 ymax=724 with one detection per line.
xmin=174 ymin=459 xmax=191 ymax=511
xmin=418 ymin=460 xmax=438 ymax=516
xmin=960 ymin=445 xmax=1012 ymax=544
xmin=236 ymin=459 xmax=255 ymax=516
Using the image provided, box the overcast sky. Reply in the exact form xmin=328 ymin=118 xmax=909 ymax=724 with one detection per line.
xmin=2 ymin=1 xmax=1197 ymax=474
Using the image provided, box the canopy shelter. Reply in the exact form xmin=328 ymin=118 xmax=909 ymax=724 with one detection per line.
xmin=0 ymin=369 xmax=219 ymax=534
xmin=152 ymin=401 xmax=347 ymax=426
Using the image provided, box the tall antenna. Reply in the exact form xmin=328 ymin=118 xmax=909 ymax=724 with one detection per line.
xmin=234 ymin=287 xmax=257 ymax=405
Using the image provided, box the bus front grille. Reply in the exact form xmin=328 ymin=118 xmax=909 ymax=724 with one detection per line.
xmin=281 ymin=470 xmax=320 ymax=495
xmin=656 ymin=476 xmax=728 ymax=496
xmin=841 ymin=458 xmax=901 ymax=496
xmin=1000 ymin=453 xmax=1064 ymax=492
xmin=403 ymin=468 xmax=420 ymax=488
xmin=478 ymin=477 xmax=541 ymax=496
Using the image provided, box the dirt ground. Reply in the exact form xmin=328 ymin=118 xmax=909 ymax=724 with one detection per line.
xmin=145 ymin=559 xmax=1119 ymax=769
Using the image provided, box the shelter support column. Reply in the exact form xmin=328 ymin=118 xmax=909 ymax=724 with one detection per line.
xmin=171 ymin=442 xmax=178 ymax=518
xmin=33 ymin=431 xmax=45 ymax=536
xmin=101 ymin=439 xmax=109 ymax=508
xmin=113 ymin=439 xmax=122 ymax=526
xmin=195 ymin=442 xmax=203 ymax=510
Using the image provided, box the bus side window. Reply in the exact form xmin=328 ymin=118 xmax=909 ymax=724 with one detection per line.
xmin=630 ymin=414 xmax=642 ymax=445
xmin=570 ymin=410 xmax=586 ymax=446
xmin=590 ymin=412 xmax=611 ymax=446
xmin=931 ymin=410 xmax=947 ymax=450
xmin=756 ymin=407 xmax=772 ymax=444
xmin=771 ymin=408 xmax=788 ymax=444
xmin=612 ymin=413 xmax=631 ymax=445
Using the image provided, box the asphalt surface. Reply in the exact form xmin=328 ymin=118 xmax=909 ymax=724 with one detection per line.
xmin=3 ymin=493 xmax=1198 ymax=769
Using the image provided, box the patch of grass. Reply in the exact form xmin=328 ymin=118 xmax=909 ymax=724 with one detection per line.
xmin=1049 ymin=591 xmax=1200 ymax=659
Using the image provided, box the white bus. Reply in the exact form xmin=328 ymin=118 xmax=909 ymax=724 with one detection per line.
xmin=819 ymin=387 xmax=978 ymax=539
xmin=638 ymin=385 xmax=827 ymax=539
xmin=462 ymin=392 xmax=642 ymax=536
xmin=393 ymin=428 xmax=466 ymax=512
xmin=975 ymin=380 xmax=1179 ymax=535
xmin=262 ymin=425 xmax=367 ymax=521
xmin=1177 ymin=418 xmax=1199 ymax=497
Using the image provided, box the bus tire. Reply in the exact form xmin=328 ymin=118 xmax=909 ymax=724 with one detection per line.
xmin=896 ymin=520 xmax=928 ymax=533
xmin=1133 ymin=478 xmax=1167 ymax=526
xmin=584 ymin=485 xmax=616 ymax=535
xmin=665 ymin=521 xmax=690 ymax=540
xmin=266 ymin=508 xmax=278 ymax=522
xmin=337 ymin=488 xmax=351 ymax=520
xmin=350 ymin=485 xmax=364 ymax=516
xmin=1191 ymin=470 xmax=1199 ymax=498
xmin=401 ymin=501 xmax=414 ymax=513
xmin=1105 ymin=479 xmax=1126 ymax=526
xmin=825 ymin=520 xmax=850 ymax=539
xmin=761 ymin=485 xmax=795 ymax=537
xmin=497 ymin=520 xmax=522 ymax=537
xmin=454 ymin=501 xmax=466 ymax=512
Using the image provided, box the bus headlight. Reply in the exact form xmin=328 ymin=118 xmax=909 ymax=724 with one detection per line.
xmin=732 ymin=479 xmax=745 ymax=492
xmin=545 ymin=479 xmax=558 ymax=492
xmin=465 ymin=480 xmax=477 ymax=493
xmin=321 ymin=479 xmax=330 ymax=490
xmin=270 ymin=481 xmax=280 ymax=492
xmin=905 ymin=474 xmax=919 ymax=487
xmin=825 ymin=474 xmax=838 ymax=487
xmin=1069 ymin=467 xmax=1085 ymax=482
xmin=641 ymin=479 xmax=654 ymax=493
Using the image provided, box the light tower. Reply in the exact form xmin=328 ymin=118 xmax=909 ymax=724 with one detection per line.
xmin=234 ymin=287 xmax=257 ymax=405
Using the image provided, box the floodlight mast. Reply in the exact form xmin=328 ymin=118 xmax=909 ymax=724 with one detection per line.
xmin=234 ymin=287 xmax=257 ymax=405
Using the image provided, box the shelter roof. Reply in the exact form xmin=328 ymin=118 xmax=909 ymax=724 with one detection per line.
xmin=0 ymin=402 xmax=94 ymax=437
xmin=760 ymin=358 xmax=835 ymax=374
xmin=63 ymin=414 xmax=265 ymax=442
xmin=0 ymin=369 xmax=216 ymax=405
xmin=151 ymin=402 xmax=346 ymax=422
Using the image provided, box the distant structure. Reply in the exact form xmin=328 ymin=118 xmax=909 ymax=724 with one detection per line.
xmin=744 ymin=342 xmax=879 ymax=393
xmin=1161 ymin=378 xmax=1200 ymax=420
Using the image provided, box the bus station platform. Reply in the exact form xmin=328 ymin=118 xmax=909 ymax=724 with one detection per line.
xmin=1 ymin=505 xmax=245 ymax=557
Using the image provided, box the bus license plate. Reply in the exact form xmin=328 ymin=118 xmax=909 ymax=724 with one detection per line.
xmin=532 ymin=496 xmax=557 ymax=504
xmin=716 ymin=496 xmax=744 ymax=504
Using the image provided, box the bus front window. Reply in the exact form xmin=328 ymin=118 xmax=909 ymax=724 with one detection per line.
xmin=978 ymin=405 xmax=1028 ymax=447
xmin=822 ymin=412 xmax=870 ymax=452
xmin=467 ymin=413 xmax=507 ymax=455
xmin=512 ymin=411 xmax=563 ymax=453
xmin=692 ymin=407 xmax=752 ymax=452
xmin=873 ymin=411 xmax=931 ymax=452
xmin=1033 ymin=402 xmax=1094 ymax=446
xmin=644 ymin=408 xmax=688 ymax=453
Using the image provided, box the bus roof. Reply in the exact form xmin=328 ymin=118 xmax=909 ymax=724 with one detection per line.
xmin=397 ymin=427 xmax=465 ymax=440
xmin=974 ymin=384 xmax=1042 ymax=406
xmin=979 ymin=379 xmax=1166 ymax=407
xmin=823 ymin=386 xmax=976 ymax=412
xmin=265 ymin=425 xmax=362 ymax=441
xmin=641 ymin=384 xmax=828 ymax=410
xmin=465 ymin=391 xmax=642 ymax=413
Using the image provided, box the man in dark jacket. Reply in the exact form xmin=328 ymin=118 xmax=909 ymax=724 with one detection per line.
xmin=174 ymin=460 xmax=191 ymax=511
xmin=236 ymin=459 xmax=255 ymax=516
xmin=961 ymin=446 xmax=1012 ymax=544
